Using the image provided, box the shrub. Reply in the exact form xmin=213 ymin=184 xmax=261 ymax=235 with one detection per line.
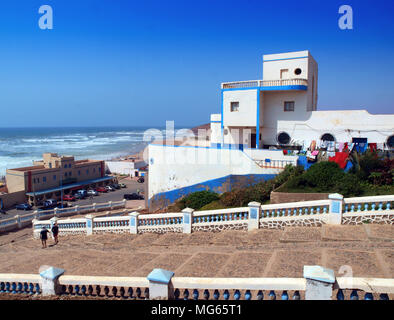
xmin=300 ymin=161 xmax=345 ymax=192
xmin=335 ymin=173 xmax=362 ymax=197
xmin=198 ymin=200 xmax=227 ymax=211
xmin=182 ymin=190 xmax=220 ymax=210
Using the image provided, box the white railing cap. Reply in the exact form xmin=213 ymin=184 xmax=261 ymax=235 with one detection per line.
xmin=328 ymin=193 xmax=344 ymax=200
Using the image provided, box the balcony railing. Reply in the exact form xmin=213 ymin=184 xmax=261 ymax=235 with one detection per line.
xmin=221 ymin=78 xmax=308 ymax=89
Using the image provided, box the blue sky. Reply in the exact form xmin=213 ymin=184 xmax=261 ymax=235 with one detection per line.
xmin=0 ymin=0 xmax=393 ymax=127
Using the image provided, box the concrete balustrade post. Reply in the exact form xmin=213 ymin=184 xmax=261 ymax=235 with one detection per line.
xmin=93 ymin=203 xmax=97 ymax=212
xmin=53 ymin=207 xmax=58 ymax=217
xmin=33 ymin=210 xmax=38 ymax=219
xmin=85 ymin=214 xmax=93 ymax=235
xmin=109 ymin=201 xmax=113 ymax=210
xmin=328 ymin=193 xmax=344 ymax=225
xmin=74 ymin=205 xmax=79 ymax=213
xmin=147 ymin=268 xmax=175 ymax=300
xmin=304 ymin=265 xmax=335 ymax=300
xmin=39 ymin=266 xmax=65 ymax=296
xmin=128 ymin=211 xmax=139 ymax=234
xmin=122 ymin=199 xmax=127 ymax=207
xmin=248 ymin=202 xmax=261 ymax=231
xmin=182 ymin=208 xmax=194 ymax=234
xmin=15 ymin=215 xmax=21 ymax=229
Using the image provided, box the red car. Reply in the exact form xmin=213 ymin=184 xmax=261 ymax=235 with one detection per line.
xmin=63 ymin=194 xmax=76 ymax=201
xmin=96 ymin=187 xmax=108 ymax=193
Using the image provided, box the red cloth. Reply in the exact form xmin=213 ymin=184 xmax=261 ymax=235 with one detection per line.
xmin=369 ymin=143 xmax=377 ymax=152
xmin=329 ymin=152 xmax=349 ymax=169
xmin=283 ymin=150 xmax=288 ymax=155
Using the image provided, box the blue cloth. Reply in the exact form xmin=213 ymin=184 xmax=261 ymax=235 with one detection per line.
xmin=344 ymin=161 xmax=353 ymax=172
xmin=297 ymin=155 xmax=314 ymax=170
xmin=354 ymin=142 xmax=367 ymax=153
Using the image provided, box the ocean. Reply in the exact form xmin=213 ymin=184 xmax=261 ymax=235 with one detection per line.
xmin=0 ymin=126 xmax=163 ymax=177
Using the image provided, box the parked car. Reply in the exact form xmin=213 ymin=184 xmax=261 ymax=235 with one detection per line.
xmin=119 ymin=183 xmax=127 ymax=188
xmin=0 ymin=209 xmax=6 ymax=215
xmin=74 ymin=189 xmax=87 ymax=199
xmin=56 ymin=203 xmax=69 ymax=209
xmin=63 ymin=194 xmax=76 ymax=202
xmin=41 ymin=199 xmax=57 ymax=209
xmin=16 ymin=203 xmax=32 ymax=211
xmin=106 ymin=185 xmax=115 ymax=192
xmin=96 ymin=187 xmax=108 ymax=193
xmin=137 ymin=177 xmax=145 ymax=183
xmin=111 ymin=183 xmax=121 ymax=189
xmin=87 ymin=189 xmax=99 ymax=196
xmin=123 ymin=193 xmax=144 ymax=200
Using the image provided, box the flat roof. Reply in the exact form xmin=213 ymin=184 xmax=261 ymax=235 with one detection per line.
xmin=26 ymin=176 xmax=114 ymax=196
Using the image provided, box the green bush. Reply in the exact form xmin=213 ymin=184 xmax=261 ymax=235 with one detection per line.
xmin=336 ymin=173 xmax=363 ymax=197
xmin=198 ymin=200 xmax=228 ymax=211
xmin=181 ymin=190 xmax=220 ymax=210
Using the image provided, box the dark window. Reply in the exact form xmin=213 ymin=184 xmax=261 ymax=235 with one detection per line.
xmin=99 ymin=167 xmax=101 ymax=172
xmin=294 ymin=68 xmax=302 ymax=75
xmin=387 ymin=135 xmax=394 ymax=148
xmin=284 ymin=101 xmax=294 ymax=112
xmin=69 ymin=164 xmax=72 ymax=168
xmin=86 ymin=169 xmax=89 ymax=174
xmin=78 ymin=170 xmax=81 ymax=176
xmin=230 ymin=102 xmax=239 ymax=112
xmin=321 ymin=133 xmax=335 ymax=142
xmin=43 ymin=177 xmax=46 ymax=182
xmin=277 ymin=132 xmax=291 ymax=145
xmin=53 ymin=175 xmax=56 ymax=181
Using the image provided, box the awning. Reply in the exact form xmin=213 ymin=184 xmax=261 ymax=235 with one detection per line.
xmin=26 ymin=176 xmax=114 ymax=196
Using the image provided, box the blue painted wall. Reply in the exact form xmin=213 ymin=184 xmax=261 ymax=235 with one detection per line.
xmin=149 ymin=173 xmax=277 ymax=210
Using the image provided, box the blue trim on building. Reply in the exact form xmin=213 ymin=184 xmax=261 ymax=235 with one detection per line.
xmin=220 ymin=90 xmax=224 ymax=146
xmin=263 ymin=56 xmax=308 ymax=62
xmin=210 ymin=121 xmax=221 ymax=123
xmin=210 ymin=143 xmax=221 ymax=148
xmin=222 ymin=85 xmax=307 ymax=92
xmin=256 ymin=89 xmax=260 ymax=148
xmin=149 ymin=173 xmax=277 ymax=208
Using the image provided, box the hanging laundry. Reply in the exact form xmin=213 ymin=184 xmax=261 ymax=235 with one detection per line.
xmin=377 ymin=143 xmax=384 ymax=151
xmin=368 ymin=143 xmax=377 ymax=152
xmin=338 ymin=142 xmax=344 ymax=152
xmin=311 ymin=150 xmax=319 ymax=156
xmin=283 ymin=149 xmax=288 ymax=155
xmin=329 ymin=152 xmax=349 ymax=169
xmin=310 ymin=140 xmax=316 ymax=151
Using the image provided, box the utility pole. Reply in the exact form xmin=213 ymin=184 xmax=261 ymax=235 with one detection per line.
xmin=60 ymin=175 xmax=63 ymax=208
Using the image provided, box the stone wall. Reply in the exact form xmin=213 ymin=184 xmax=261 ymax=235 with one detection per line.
xmin=270 ymin=191 xmax=330 ymax=204
xmin=0 ymin=191 xmax=26 ymax=209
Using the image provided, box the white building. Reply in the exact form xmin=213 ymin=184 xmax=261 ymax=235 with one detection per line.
xmin=148 ymin=50 xmax=394 ymax=210
xmin=211 ymin=50 xmax=394 ymax=150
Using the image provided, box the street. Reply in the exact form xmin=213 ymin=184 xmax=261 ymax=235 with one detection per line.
xmin=1 ymin=178 xmax=145 ymax=220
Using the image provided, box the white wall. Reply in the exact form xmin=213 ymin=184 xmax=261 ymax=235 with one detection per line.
xmin=105 ymin=160 xmax=146 ymax=176
xmin=260 ymin=110 xmax=394 ymax=147
xmin=263 ymin=51 xmax=309 ymax=81
xmin=148 ymin=144 xmax=283 ymax=199
xmin=210 ymin=114 xmax=222 ymax=145
xmin=223 ymin=89 xmax=258 ymax=127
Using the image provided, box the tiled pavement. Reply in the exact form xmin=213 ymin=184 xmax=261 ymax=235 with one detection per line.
xmin=0 ymin=224 xmax=392 ymax=279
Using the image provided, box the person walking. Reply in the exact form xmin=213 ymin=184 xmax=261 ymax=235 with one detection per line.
xmin=40 ymin=226 xmax=50 ymax=248
xmin=51 ymin=222 xmax=59 ymax=245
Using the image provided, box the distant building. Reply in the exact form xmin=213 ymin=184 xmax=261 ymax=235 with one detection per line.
xmin=6 ymin=153 xmax=115 ymax=206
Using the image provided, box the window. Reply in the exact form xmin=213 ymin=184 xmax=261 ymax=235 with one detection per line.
xmin=43 ymin=177 xmax=46 ymax=183
xmin=230 ymin=102 xmax=239 ymax=112
xmin=294 ymin=68 xmax=302 ymax=75
xmin=93 ymin=168 xmax=96 ymax=173
xmin=284 ymin=101 xmax=295 ymax=112
xmin=64 ymin=164 xmax=67 ymax=168
xmin=69 ymin=171 xmax=72 ymax=176
xmin=69 ymin=164 xmax=72 ymax=168
xmin=49 ymin=163 xmax=52 ymax=168
xmin=53 ymin=175 xmax=56 ymax=181
xmin=86 ymin=169 xmax=89 ymax=174
xmin=78 ymin=170 xmax=81 ymax=176
xmin=321 ymin=133 xmax=335 ymax=142
xmin=65 ymin=172 xmax=68 ymax=177
xmin=99 ymin=167 xmax=101 ymax=172
xmin=277 ymin=132 xmax=291 ymax=145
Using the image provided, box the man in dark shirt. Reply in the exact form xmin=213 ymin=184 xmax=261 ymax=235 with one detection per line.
xmin=40 ymin=226 xmax=49 ymax=248
xmin=51 ymin=222 xmax=59 ymax=245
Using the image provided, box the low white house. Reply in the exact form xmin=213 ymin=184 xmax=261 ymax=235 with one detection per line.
xmin=148 ymin=50 xmax=394 ymax=210
xmin=105 ymin=159 xmax=147 ymax=177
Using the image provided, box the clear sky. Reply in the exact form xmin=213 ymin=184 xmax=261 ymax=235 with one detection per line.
xmin=0 ymin=0 xmax=393 ymax=128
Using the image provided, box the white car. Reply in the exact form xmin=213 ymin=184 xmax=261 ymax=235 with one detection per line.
xmin=106 ymin=185 xmax=114 ymax=192
xmin=87 ymin=189 xmax=98 ymax=196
